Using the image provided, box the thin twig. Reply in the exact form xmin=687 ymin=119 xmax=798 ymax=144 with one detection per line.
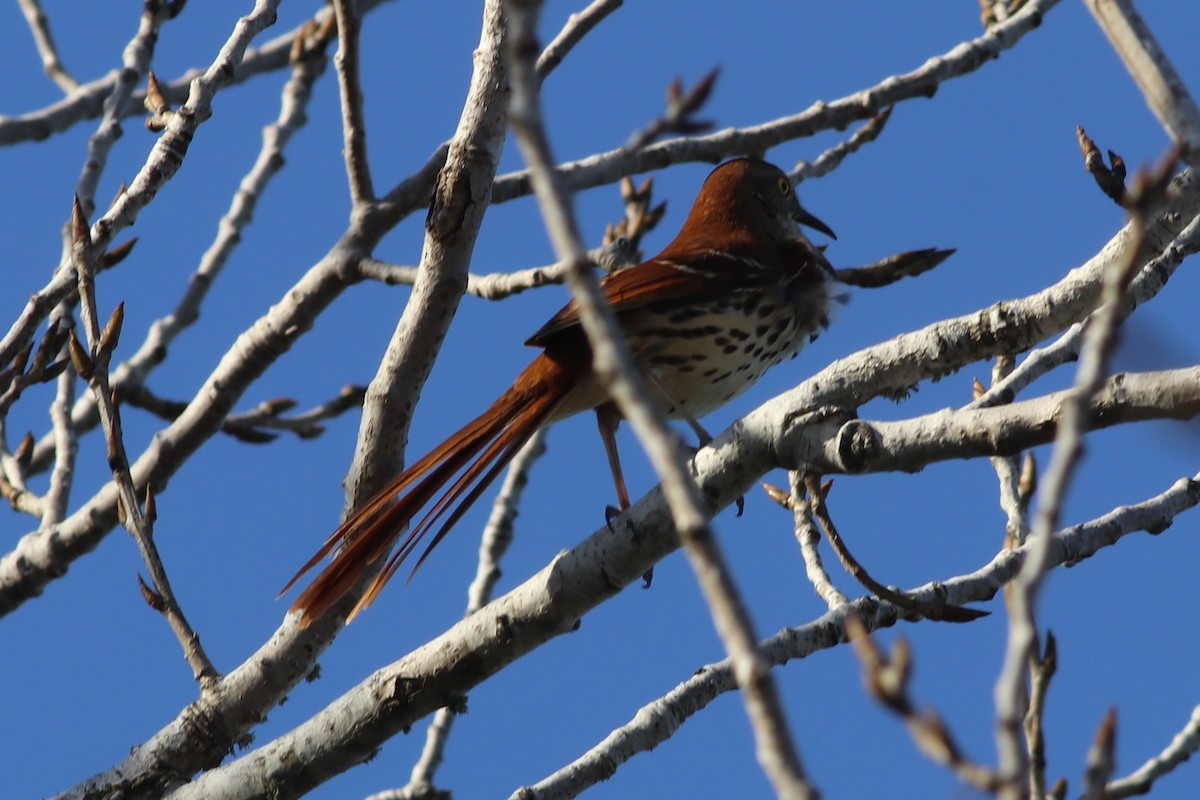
xmin=69 ymin=200 xmax=218 ymax=688
xmin=602 ymin=175 xmax=666 ymax=262
xmin=17 ymin=0 xmax=79 ymax=93
xmin=505 ymin=2 xmax=815 ymax=797
xmin=42 ymin=346 xmax=77 ymax=526
xmin=1107 ymin=705 xmax=1200 ymax=798
xmin=1024 ymin=632 xmax=1057 ymax=798
xmin=75 ymin=2 xmax=177 ymax=217
xmin=764 ymin=473 xmax=848 ymax=611
xmin=0 ymin=0 xmax=392 ymax=147
xmin=511 ymin=467 xmax=1200 ymax=800
xmin=969 ymin=208 xmax=1200 ymax=412
xmin=0 ymin=0 xmax=285 ymax=382
xmin=403 ymin=431 xmax=549 ymax=797
xmin=845 ymin=616 xmax=1004 ymax=793
xmin=991 ymin=152 xmax=1177 ymax=799
xmin=622 ymin=69 xmax=720 ymax=152
xmin=332 ymin=0 xmax=375 ymax=203
xmin=0 ymin=317 xmax=69 ymax=424
xmin=791 ymin=107 xmax=893 ymax=183
xmin=490 ymin=0 xmax=1064 ymax=205
xmin=23 ymin=19 xmax=335 ymax=476
xmin=466 ymin=429 xmax=549 ymax=614
xmin=358 ymin=238 xmax=635 ymax=301
xmin=536 ymin=0 xmax=623 ymax=82
xmin=983 ymin=356 xmax=1031 ymax=550
xmin=801 ymin=474 xmax=986 ymax=623
xmin=119 ymin=383 xmax=364 ymax=442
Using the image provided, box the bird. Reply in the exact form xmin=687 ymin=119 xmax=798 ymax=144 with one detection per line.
xmin=282 ymin=157 xmax=838 ymax=626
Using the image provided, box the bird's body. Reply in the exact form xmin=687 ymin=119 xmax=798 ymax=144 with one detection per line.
xmin=284 ymin=158 xmax=836 ymax=625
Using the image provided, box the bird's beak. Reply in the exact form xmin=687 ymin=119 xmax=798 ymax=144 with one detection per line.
xmin=795 ymin=206 xmax=836 ymax=240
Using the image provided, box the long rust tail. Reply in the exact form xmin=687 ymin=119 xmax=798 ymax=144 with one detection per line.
xmin=282 ymin=354 xmax=575 ymax=626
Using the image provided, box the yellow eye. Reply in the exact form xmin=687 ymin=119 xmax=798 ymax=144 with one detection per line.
xmin=777 ymin=176 xmax=792 ymax=196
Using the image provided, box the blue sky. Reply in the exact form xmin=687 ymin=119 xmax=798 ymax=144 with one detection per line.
xmin=2 ymin=2 xmax=1199 ymax=798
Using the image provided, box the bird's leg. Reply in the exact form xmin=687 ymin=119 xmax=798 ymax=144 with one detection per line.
xmin=597 ymin=403 xmax=632 ymax=514
xmin=595 ymin=403 xmax=654 ymax=587
xmin=643 ymin=369 xmax=745 ymax=517
xmin=643 ymin=368 xmax=712 ymax=445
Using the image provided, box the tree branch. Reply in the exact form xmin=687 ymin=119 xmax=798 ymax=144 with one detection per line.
xmin=506 ymin=1 xmax=814 ymax=797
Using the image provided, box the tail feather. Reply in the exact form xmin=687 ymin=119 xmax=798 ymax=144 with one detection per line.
xmin=277 ymin=401 xmax=511 ymax=598
xmin=284 ymin=362 xmax=570 ymax=627
xmin=348 ymin=401 xmax=559 ymax=621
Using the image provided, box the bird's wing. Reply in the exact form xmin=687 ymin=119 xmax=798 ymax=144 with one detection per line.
xmin=524 ymin=246 xmax=799 ymax=347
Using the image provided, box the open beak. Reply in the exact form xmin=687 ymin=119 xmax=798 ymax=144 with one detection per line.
xmin=796 ymin=206 xmax=836 ymax=240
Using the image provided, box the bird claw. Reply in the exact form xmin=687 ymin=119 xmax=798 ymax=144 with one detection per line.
xmin=735 ymin=495 xmax=745 ymax=517
xmin=604 ymin=505 xmax=653 ymax=587
xmin=605 ymin=504 xmax=621 ymax=533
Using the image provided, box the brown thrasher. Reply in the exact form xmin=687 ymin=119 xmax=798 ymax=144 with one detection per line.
xmin=282 ymin=158 xmax=837 ymax=626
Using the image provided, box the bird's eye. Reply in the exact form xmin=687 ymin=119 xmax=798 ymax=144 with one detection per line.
xmin=776 ymin=176 xmax=792 ymax=196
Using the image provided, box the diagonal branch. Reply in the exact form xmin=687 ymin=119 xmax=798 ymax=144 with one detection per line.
xmin=22 ymin=18 xmax=337 ymax=478
xmin=505 ymin=2 xmax=815 ymax=798
xmin=1085 ymin=0 xmax=1200 ymax=165
xmin=536 ymin=0 xmax=623 ymax=82
xmin=0 ymin=0 xmax=285 ymax=381
xmin=489 ymin=0 xmax=1064 ymax=204
xmin=508 ymin=469 xmax=1200 ymax=800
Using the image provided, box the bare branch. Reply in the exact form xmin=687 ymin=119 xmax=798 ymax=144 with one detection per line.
xmin=357 ymin=237 xmax=634 ymax=301
xmin=403 ymin=431 xmax=549 ymax=797
xmin=985 ymin=355 xmax=1031 ymax=551
xmin=22 ymin=19 xmax=335 ymax=477
xmin=1085 ymin=0 xmax=1200 ymax=163
xmin=623 ymin=69 xmax=720 ymax=152
xmin=510 ymin=469 xmax=1200 ymax=800
xmin=1107 ymin=705 xmax=1200 ymax=798
xmin=536 ymin=0 xmax=623 ymax=82
xmin=332 ymin=0 xmax=375 ymax=203
xmin=1025 ymin=632 xmax=1057 ymax=798
xmin=490 ymin=0 xmax=1064 ymax=204
xmin=826 ymin=368 xmax=1200 ymax=475
xmin=791 ymin=106 xmax=893 ymax=183
xmin=506 ymin=2 xmax=815 ymax=797
xmin=0 ymin=0 xmax=285 ymax=384
xmin=971 ymin=191 xmax=1200 ymax=413
xmin=17 ymin=0 xmax=79 ymax=92
xmin=41 ymin=353 xmax=77 ymax=527
xmin=75 ymin=2 xmax=178 ymax=218
xmin=70 ymin=200 xmax=217 ymax=687
xmin=801 ymin=475 xmax=986 ymax=622
xmin=0 ymin=0 xmax=392 ymax=147
xmin=992 ymin=149 xmax=1177 ymax=798
xmin=118 ymin=384 xmax=365 ymax=442
xmin=763 ymin=473 xmax=849 ymax=612
xmin=846 ymin=617 xmax=1003 ymax=793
